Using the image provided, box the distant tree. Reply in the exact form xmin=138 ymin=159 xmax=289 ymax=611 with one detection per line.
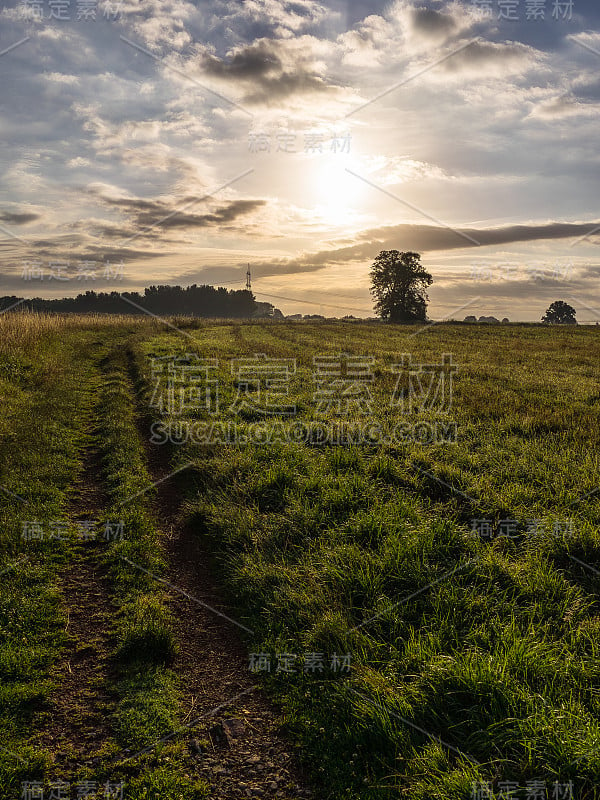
xmin=370 ymin=251 xmax=432 ymax=323
xmin=542 ymin=300 xmax=577 ymax=325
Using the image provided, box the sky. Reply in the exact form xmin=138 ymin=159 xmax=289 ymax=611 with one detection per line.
xmin=1 ymin=0 xmax=600 ymax=320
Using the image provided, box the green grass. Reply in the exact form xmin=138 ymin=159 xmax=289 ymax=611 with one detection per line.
xmin=2 ymin=315 xmax=599 ymax=799
xmin=0 ymin=327 xmax=107 ymax=795
xmin=0 ymin=318 xmax=206 ymax=799
xmin=137 ymin=320 xmax=600 ymax=800
xmin=95 ymin=343 xmax=205 ymax=793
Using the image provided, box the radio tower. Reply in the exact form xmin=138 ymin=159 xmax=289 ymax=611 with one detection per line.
xmin=246 ymin=263 xmax=252 ymax=291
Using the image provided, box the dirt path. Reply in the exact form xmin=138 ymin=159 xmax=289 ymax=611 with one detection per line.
xmin=35 ymin=439 xmax=117 ymax=774
xmin=132 ymin=367 xmax=312 ymax=798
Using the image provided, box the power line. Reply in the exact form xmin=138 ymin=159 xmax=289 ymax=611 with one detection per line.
xmin=190 ymin=276 xmax=374 ymax=313
xmin=252 ymin=291 xmax=373 ymax=314
xmin=211 ymin=277 xmax=368 ymax=303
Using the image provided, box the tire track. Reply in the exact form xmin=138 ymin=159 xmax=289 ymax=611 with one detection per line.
xmin=35 ymin=432 xmax=118 ymax=776
xmin=126 ymin=345 xmax=312 ymax=800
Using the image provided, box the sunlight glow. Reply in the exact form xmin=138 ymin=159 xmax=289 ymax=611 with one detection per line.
xmin=311 ymin=156 xmax=369 ymax=227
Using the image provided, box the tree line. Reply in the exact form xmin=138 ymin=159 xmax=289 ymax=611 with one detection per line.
xmin=0 ymin=284 xmax=258 ymax=317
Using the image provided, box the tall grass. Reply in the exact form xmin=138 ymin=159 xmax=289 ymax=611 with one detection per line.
xmin=0 ymin=311 xmax=162 ymax=357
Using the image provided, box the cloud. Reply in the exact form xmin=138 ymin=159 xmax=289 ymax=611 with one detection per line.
xmin=42 ymin=72 xmax=80 ymax=85
xmin=211 ymin=0 xmax=334 ymax=37
xmin=441 ymin=39 xmax=539 ymax=76
xmin=0 ymin=210 xmax=41 ymax=225
xmin=196 ymin=37 xmax=342 ymax=104
xmin=1 ymin=0 xmax=600 ymax=317
xmin=68 ymin=157 xmax=92 ymax=168
xmin=528 ymin=94 xmax=600 ymax=119
xmin=88 ymin=186 xmax=266 ymax=233
xmin=358 ymin=155 xmax=449 ymax=184
xmin=201 ymin=40 xmax=283 ymax=80
xmin=248 ymin=219 xmax=600 ymax=278
xmin=409 ymin=4 xmax=459 ymax=40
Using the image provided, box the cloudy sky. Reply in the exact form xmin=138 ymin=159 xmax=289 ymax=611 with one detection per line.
xmin=1 ymin=0 xmax=600 ymax=320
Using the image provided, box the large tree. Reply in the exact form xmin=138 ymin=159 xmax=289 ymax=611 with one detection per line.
xmin=541 ymin=300 xmax=577 ymax=325
xmin=370 ymin=250 xmax=432 ymax=322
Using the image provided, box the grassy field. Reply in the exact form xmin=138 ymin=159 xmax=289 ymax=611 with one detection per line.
xmin=1 ymin=313 xmax=599 ymax=799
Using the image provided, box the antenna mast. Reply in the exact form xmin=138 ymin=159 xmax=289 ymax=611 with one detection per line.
xmin=246 ymin=263 xmax=252 ymax=291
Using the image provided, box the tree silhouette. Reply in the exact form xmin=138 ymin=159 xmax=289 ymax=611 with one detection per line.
xmin=542 ymin=300 xmax=577 ymax=325
xmin=0 ymin=285 xmax=259 ymax=317
xmin=370 ymin=251 xmax=432 ymax=323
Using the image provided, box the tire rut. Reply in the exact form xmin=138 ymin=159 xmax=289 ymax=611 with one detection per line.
xmin=35 ymin=441 xmax=118 ymax=775
xmin=127 ymin=349 xmax=313 ymax=800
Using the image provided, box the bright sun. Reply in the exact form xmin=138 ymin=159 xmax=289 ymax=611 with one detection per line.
xmin=311 ymin=156 xmax=368 ymax=227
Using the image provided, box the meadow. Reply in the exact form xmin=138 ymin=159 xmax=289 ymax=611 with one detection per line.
xmin=1 ymin=312 xmax=599 ymax=799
